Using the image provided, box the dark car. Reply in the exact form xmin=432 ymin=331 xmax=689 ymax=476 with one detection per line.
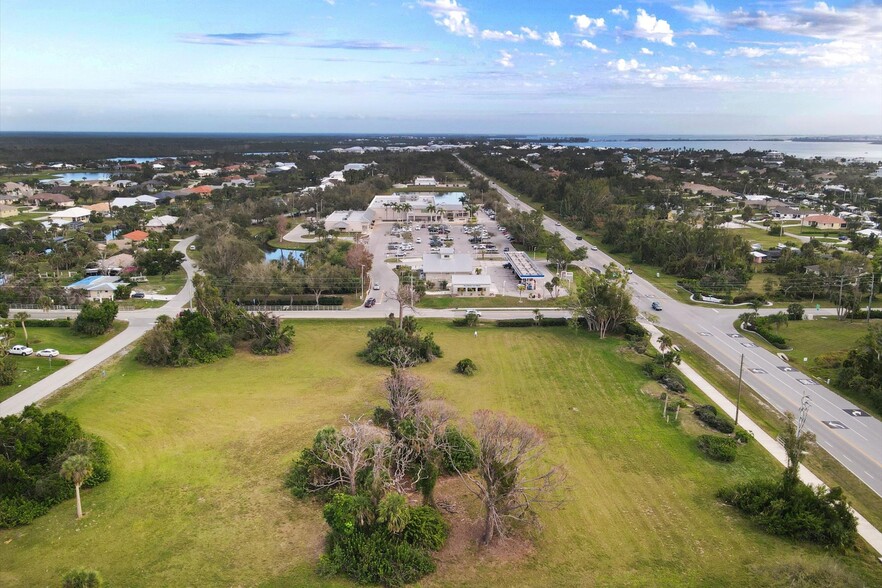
xmin=651 ymin=301 xmax=663 ymax=311
xmin=575 ymin=235 xmax=583 ymax=240
xmin=365 ymin=297 xmax=376 ymax=308
xmin=131 ymin=292 xmax=146 ymax=299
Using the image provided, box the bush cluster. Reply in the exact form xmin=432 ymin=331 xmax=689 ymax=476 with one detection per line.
xmin=236 ymin=295 xmax=344 ymax=307
xmin=72 ymin=300 xmax=118 ymax=336
xmin=693 ymin=405 xmax=735 ymax=434
xmin=718 ymin=479 xmax=857 ymax=548
xmin=23 ymin=318 xmax=73 ymax=328
xmin=454 ymin=358 xmax=477 ymax=376
xmin=495 ymin=317 xmax=568 ymax=327
xmin=697 ymin=435 xmax=737 ymax=462
xmin=359 ymin=324 xmax=442 ymax=367
xmin=441 ymin=427 xmax=478 ymax=474
xmin=0 ymin=406 xmax=110 ymax=528
xmin=318 ymin=492 xmax=448 ymax=587
xmin=0 ymin=357 xmax=18 ymax=386
xmin=644 ymin=363 xmax=687 ymax=393
xmin=750 ymin=322 xmax=789 ymax=349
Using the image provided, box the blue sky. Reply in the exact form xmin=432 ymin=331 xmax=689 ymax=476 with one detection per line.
xmin=1 ymin=0 xmax=880 ymax=134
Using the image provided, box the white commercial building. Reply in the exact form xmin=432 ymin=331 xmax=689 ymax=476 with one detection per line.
xmin=368 ymin=192 xmax=467 ymax=222
xmin=422 ymin=248 xmax=474 ymax=283
xmin=323 ymin=209 xmax=376 ymax=233
xmin=414 ymin=176 xmax=438 ymax=186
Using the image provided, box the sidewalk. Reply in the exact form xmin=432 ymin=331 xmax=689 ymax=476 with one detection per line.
xmin=642 ymin=320 xmax=882 ymax=556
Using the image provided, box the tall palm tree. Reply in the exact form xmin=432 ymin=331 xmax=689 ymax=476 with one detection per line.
xmin=0 ymin=321 xmax=16 ymax=356
xmin=61 ymin=454 xmax=93 ymax=519
xmin=401 ymin=202 xmax=412 ymax=222
xmin=13 ymin=312 xmax=29 ymax=346
xmin=425 ymin=203 xmax=437 ymax=223
xmin=657 ymin=334 xmax=673 ymax=353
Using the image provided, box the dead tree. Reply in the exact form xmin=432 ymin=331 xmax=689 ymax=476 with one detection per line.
xmin=387 ymin=283 xmax=421 ymax=329
xmin=384 ymin=369 xmax=425 ymax=423
xmin=460 ymin=410 xmax=566 ymax=545
xmin=316 ymin=416 xmax=389 ymax=495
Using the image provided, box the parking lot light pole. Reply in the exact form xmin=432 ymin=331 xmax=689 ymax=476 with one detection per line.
xmin=359 ymin=264 xmax=365 ymax=299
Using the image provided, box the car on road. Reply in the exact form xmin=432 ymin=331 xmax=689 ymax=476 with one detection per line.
xmin=373 ymin=283 xmax=381 ymax=290
xmin=415 ymin=238 xmax=422 ymax=244
xmin=575 ymin=236 xmax=583 ymax=240
xmin=35 ymin=348 xmax=60 ymax=357
xmin=555 ymin=222 xmax=561 ymax=226
xmin=651 ymin=302 xmax=663 ymax=311
xmin=9 ymin=345 xmax=33 ymax=356
xmin=464 ymin=309 xmax=482 ymax=317
xmin=132 ymin=292 xmax=146 ymax=299
xmin=365 ymin=297 xmax=376 ymax=308
xmin=189 ymin=245 xmax=196 ymax=251
xmin=590 ymin=245 xmax=597 ymax=250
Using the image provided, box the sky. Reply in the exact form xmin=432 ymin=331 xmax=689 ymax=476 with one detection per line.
xmin=1 ymin=0 xmax=881 ymax=135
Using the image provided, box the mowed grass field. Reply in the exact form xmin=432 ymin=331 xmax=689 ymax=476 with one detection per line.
xmin=2 ymin=321 xmax=880 ymax=587
xmin=12 ymin=322 xmax=127 ymax=356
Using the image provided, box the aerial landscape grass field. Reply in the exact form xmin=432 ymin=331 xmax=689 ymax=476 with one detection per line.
xmin=1 ymin=320 xmax=879 ymax=587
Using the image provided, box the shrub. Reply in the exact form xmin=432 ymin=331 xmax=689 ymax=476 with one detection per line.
xmin=786 ymin=303 xmax=804 ymax=321
xmin=694 ymin=405 xmax=735 ymax=434
xmin=359 ymin=324 xmax=442 ymax=367
xmin=23 ymin=318 xmax=73 ymax=328
xmin=658 ymin=372 xmax=686 ymax=393
xmin=72 ymin=300 xmax=118 ymax=336
xmin=0 ymin=357 xmax=18 ymax=386
xmin=62 ymin=568 xmax=104 ymax=588
xmin=441 ymin=427 xmax=478 ymax=473
xmin=495 ymin=317 xmax=568 ymax=327
xmin=813 ymin=351 xmax=846 ymax=369
xmin=718 ymin=479 xmax=857 ymax=548
xmin=403 ymin=506 xmax=449 ymax=551
xmin=697 ymin=435 xmax=737 ymax=462
xmin=454 ymin=358 xmax=477 ymax=376
xmin=0 ymin=302 xmax=8 ymax=318
xmin=325 ymin=528 xmax=436 ymax=587
xmin=284 ymin=427 xmax=341 ymax=499
xmin=0 ymin=497 xmax=49 ymax=528
xmin=734 ymin=429 xmax=753 ymax=444
xmin=753 ymin=323 xmax=789 ymax=349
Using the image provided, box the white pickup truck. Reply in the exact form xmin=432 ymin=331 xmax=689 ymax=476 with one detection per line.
xmin=9 ymin=345 xmax=34 ymax=356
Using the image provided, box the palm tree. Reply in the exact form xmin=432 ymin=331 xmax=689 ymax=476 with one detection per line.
xmin=425 ymin=203 xmax=437 ymax=223
xmin=400 ymin=202 xmax=412 ymax=222
xmin=0 ymin=321 xmax=16 ymax=356
xmin=13 ymin=312 xmax=29 ymax=346
xmin=61 ymin=454 xmax=93 ymax=519
xmin=657 ymin=334 xmax=673 ymax=353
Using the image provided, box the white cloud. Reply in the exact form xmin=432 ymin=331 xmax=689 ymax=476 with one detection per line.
xmin=496 ymin=50 xmax=514 ymax=68
xmin=610 ymin=6 xmax=629 ymax=19
xmin=675 ymin=1 xmax=724 ymax=25
xmin=725 ymin=46 xmax=772 ymax=58
xmin=544 ymin=31 xmax=562 ymax=47
xmin=640 ymin=47 xmax=653 ymax=55
xmin=608 ymin=58 xmax=640 ymax=72
xmin=778 ymin=40 xmax=870 ymax=68
xmin=520 ymin=26 xmax=541 ymax=41
xmin=481 ymin=29 xmax=523 ymax=42
xmin=420 ymin=0 xmax=476 ymax=37
xmin=578 ymin=40 xmax=610 ymax=53
xmin=634 ymin=9 xmax=675 ymax=46
xmin=570 ymin=15 xmax=606 ymax=36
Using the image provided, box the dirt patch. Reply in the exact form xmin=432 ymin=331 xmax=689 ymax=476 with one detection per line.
xmin=431 ymin=476 xmax=536 ymax=573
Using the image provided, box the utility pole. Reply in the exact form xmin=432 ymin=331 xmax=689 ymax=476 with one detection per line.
xmin=735 ymin=354 xmax=744 ymax=426
xmin=868 ymin=273 xmax=875 ymax=323
xmin=409 ymin=273 xmax=414 ymax=307
xmin=837 ymin=276 xmax=845 ymax=321
xmin=359 ymin=264 xmax=365 ymax=300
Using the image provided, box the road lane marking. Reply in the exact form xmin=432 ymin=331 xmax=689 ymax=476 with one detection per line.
xmin=844 ymin=408 xmax=871 ymax=417
xmin=823 ymin=421 xmax=849 ymax=430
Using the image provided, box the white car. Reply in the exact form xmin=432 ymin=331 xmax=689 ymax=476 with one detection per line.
xmin=555 ymin=222 xmax=561 ymax=226
xmin=373 ymin=283 xmax=381 ymax=290
xmin=35 ymin=348 xmax=60 ymax=357
xmin=591 ymin=245 xmax=598 ymax=251
xmin=464 ymin=309 xmax=482 ymax=317
xmin=9 ymin=345 xmax=33 ymax=356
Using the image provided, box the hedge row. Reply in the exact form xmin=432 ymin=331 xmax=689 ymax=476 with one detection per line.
xmin=749 ymin=323 xmax=789 ymax=349
xmin=495 ymin=317 xmax=569 ymax=327
xmin=22 ymin=318 xmax=74 ymax=328
xmin=236 ymin=296 xmax=344 ymax=307
xmin=847 ymin=309 xmax=882 ymax=320
xmin=694 ymin=405 xmax=735 ymax=434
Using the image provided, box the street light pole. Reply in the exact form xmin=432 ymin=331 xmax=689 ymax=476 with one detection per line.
xmin=359 ymin=264 xmax=365 ymax=300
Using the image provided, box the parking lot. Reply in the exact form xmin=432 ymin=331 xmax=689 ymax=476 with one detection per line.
xmin=369 ymin=209 xmax=561 ymax=300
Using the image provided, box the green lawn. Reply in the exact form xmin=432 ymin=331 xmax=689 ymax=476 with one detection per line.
xmin=12 ymin=322 xmax=127 ymax=356
xmin=0 ymin=358 xmax=69 ymax=403
xmin=725 ymin=226 xmax=797 ymax=249
xmin=133 ymin=269 xmax=187 ymax=296
xmin=2 ymin=321 xmax=880 ymax=587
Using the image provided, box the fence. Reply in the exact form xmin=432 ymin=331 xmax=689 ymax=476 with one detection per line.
xmin=239 ymin=305 xmax=343 ymax=312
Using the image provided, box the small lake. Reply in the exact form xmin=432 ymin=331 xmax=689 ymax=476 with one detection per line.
xmin=107 ymin=157 xmax=160 ymax=163
xmin=265 ymin=248 xmax=305 ymax=263
xmin=46 ymin=172 xmax=113 ymax=182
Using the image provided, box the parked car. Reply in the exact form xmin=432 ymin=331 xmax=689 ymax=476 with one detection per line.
xmin=9 ymin=345 xmax=33 ymax=356
xmin=626 ymin=268 xmax=634 ymax=274
xmin=132 ymin=292 xmax=146 ymax=299
xmin=35 ymin=348 xmax=60 ymax=357
xmin=651 ymin=302 xmax=663 ymax=311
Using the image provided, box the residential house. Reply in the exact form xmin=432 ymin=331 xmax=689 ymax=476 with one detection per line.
xmin=28 ymin=192 xmax=75 ymax=208
xmin=65 ymin=275 xmax=121 ymax=301
xmin=802 ymin=214 xmax=846 ymax=230
xmin=49 ymin=206 xmax=92 ymax=225
xmin=85 ymin=202 xmax=111 ymax=216
xmin=121 ymin=230 xmax=150 ymax=246
xmin=145 ymin=215 xmax=179 ymax=231
xmin=414 ymin=176 xmax=437 ymax=186
xmin=0 ymin=205 xmax=18 ymax=218
xmin=111 ymin=195 xmax=157 ymax=208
